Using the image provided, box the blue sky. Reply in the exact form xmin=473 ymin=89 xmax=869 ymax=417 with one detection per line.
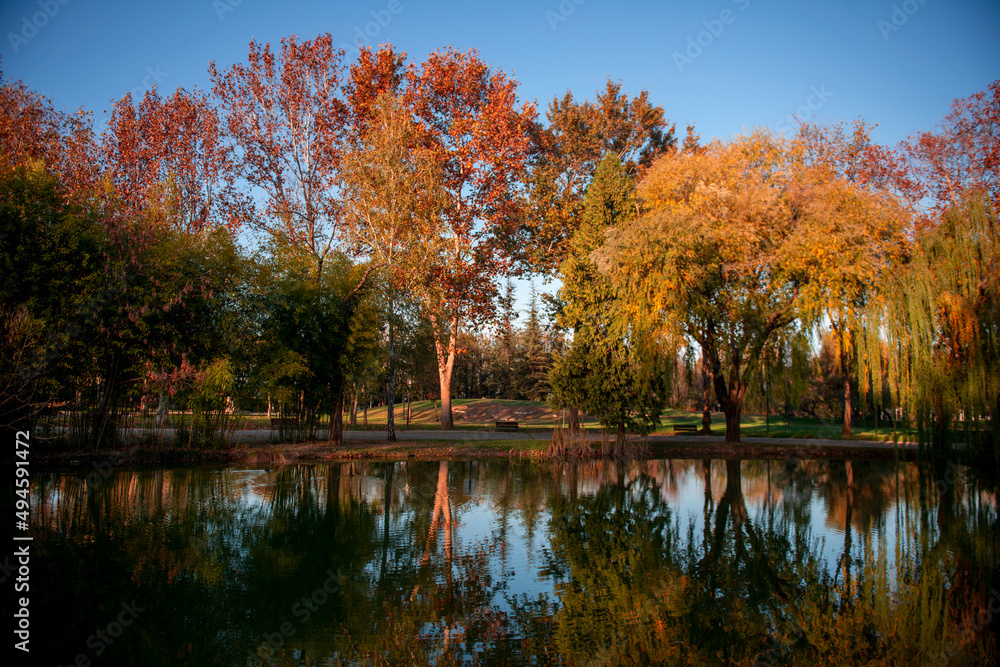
xmin=3 ymin=0 xmax=998 ymax=314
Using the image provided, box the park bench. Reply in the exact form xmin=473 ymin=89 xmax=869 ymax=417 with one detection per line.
xmin=673 ymin=424 xmax=699 ymax=435
xmin=270 ymin=417 xmax=299 ymax=429
xmin=495 ymin=420 xmax=519 ymax=431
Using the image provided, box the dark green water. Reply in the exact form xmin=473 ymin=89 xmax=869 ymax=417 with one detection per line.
xmin=21 ymin=458 xmax=999 ymax=665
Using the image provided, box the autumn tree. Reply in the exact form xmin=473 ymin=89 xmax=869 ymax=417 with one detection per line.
xmin=405 ymin=47 xmax=537 ymax=429
xmin=860 ymin=82 xmax=1000 ymax=460
xmin=338 ymin=85 xmax=444 ymax=441
xmin=0 ymin=69 xmax=97 ymax=199
xmin=877 ymin=197 xmax=998 ymax=459
xmin=791 ymin=120 xmax=914 ymax=436
xmin=209 ymin=33 xmax=349 ymax=280
xmin=101 ymin=86 xmax=229 ymax=232
xmin=594 ymin=132 xmax=810 ymax=444
xmin=519 ymin=79 xmax=676 ymax=273
xmin=903 ymin=80 xmax=999 ymax=219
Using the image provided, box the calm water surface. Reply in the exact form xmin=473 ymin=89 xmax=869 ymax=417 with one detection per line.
xmin=26 ymin=458 xmax=999 ymax=665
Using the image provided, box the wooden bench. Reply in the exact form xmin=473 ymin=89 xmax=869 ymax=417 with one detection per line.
xmin=270 ymin=418 xmax=299 ymax=429
xmin=673 ymin=424 xmax=699 ymax=435
xmin=495 ymin=420 xmax=519 ymax=431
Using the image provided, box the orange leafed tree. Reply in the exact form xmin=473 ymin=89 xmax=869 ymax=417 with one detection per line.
xmin=405 ymin=47 xmax=537 ymax=429
xmin=209 ymin=33 xmax=349 ymax=279
xmin=0 ymin=68 xmax=97 ymax=199
xmin=102 ymin=86 xmax=229 ymax=232
xmin=791 ymin=119 xmax=914 ymax=436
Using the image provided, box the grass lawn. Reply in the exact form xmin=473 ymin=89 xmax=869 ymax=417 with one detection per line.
xmin=46 ymin=398 xmax=924 ymax=442
xmin=344 ymin=401 xmax=920 ymax=441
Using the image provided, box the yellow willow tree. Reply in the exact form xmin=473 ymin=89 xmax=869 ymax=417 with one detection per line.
xmin=790 ymin=120 xmax=915 ymax=436
xmin=593 ymin=130 xmax=906 ymax=444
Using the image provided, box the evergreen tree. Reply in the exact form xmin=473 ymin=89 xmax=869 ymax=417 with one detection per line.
xmin=551 ymin=154 xmax=667 ymax=451
xmin=519 ymin=283 xmax=552 ymax=401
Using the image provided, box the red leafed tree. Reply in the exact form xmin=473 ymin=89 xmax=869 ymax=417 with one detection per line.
xmin=405 ymin=47 xmax=537 ymax=428
xmin=209 ymin=33 xmax=348 ymax=279
xmin=102 ymin=86 xmax=229 ymax=232
xmin=904 ymin=80 xmax=1000 ymax=220
xmin=345 ymin=45 xmax=407 ymax=136
xmin=795 ymin=118 xmax=920 ymax=202
xmin=0 ymin=69 xmax=97 ymax=198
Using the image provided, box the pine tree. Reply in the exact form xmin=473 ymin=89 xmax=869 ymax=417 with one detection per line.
xmin=551 ymin=154 xmax=667 ymax=451
xmin=520 ymin=283 xmax=552 ymax=401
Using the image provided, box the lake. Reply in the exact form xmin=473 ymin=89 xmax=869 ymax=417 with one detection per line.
xmin=25 ymin=458 xmax=999 ymax=665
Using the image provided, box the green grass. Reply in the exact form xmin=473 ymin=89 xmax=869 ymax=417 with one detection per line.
xmin=653 ymin=409 xmax=919 ymax=441
xmin=40 ymin=399 xmax=929 ymax=442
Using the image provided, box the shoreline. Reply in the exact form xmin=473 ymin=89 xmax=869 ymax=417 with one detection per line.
xmin=23 ymin=430 xmax=926 ymax=468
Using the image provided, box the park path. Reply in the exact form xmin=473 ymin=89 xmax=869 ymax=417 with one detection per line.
xmin=205 ymin=428 xmax=918 ymax=450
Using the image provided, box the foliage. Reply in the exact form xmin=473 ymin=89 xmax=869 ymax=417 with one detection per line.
xmin=520 ymin=78 xmax=676 ymax=273
xmin=102 ymin=86 xmax=229 ymax=232
xmin=552 ymin=154 xmax=666 ymax=449
xmin=904 ymin=80 xmax=1000 ymax=218
xmin=403 ymin=46 xmax=538 ymax=428
xmin=209 ymin=33 xmax=349 ymax=279
xmin=0 ymin=68 xmax=97 ymax=199
xmin=860 ymin=196 xmax=999 ymax=459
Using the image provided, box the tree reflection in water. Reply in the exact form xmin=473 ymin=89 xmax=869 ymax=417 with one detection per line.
xmin=25 ymin=458 xmax=997 ymax=665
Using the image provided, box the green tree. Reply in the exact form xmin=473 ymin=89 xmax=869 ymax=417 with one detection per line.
xmin=0 ymin=164 xmax=104 ymax=429
xmin=551 ymin=154 xmax=667 ymax=451
xmin=861 ymin=196 xmax=999 ymax=460
xmin=517 ymin=283 xmax=552 ymax=401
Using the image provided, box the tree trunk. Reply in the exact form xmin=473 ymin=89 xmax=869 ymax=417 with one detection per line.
xmin=155 ymin=392 xmax=169 ymax=429
xmin=406 ymin=391 xmax=412 ymax=427
xmin=91 ymin=350 xmax=120 ymax=448
xmin=349 ymin=392 xmax=357 ymax=427
xmin=840 ymin=343 xmax=852 ymax=438
xmin=429 ymin=313 xmax=459 ymax=430
xmin=700 ymin=356 xmax=713 ymax=435
xmin=712 ymin=369 xmax=745 ymax=444
xmin=565 ymin=406 xmax=580 ymax=434
xmin=329 ymin=384 xmax=344 ymax=446
xmin=386 ymin=299 xmax=397 ymax=442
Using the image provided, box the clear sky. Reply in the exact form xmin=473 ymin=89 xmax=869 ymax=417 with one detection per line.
xmin=3 ymin=0 xmax=998 ymax=313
